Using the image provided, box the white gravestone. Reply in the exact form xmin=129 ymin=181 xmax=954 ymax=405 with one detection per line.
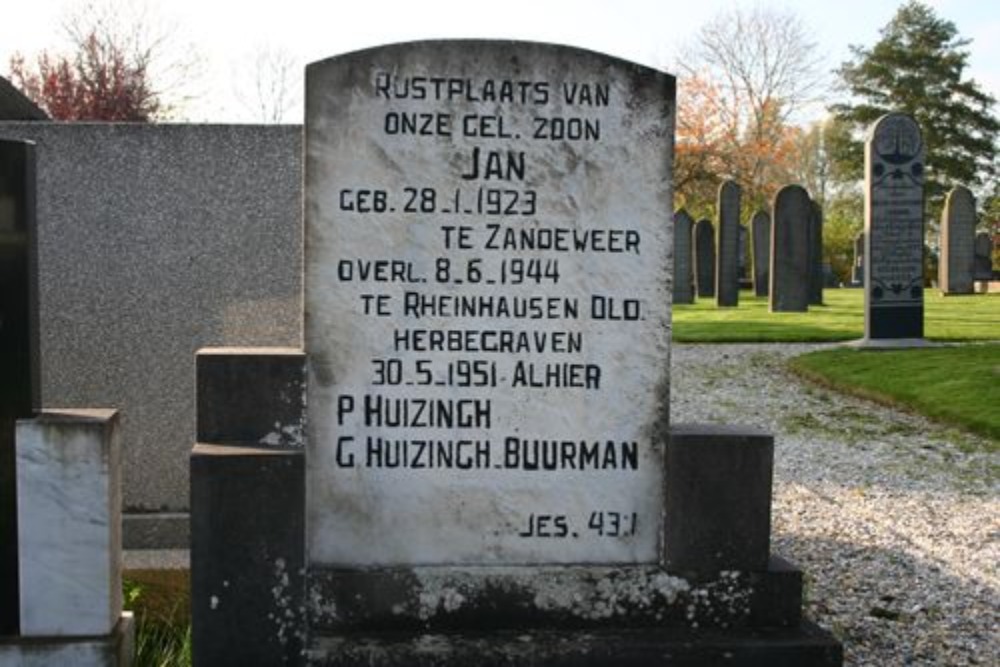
xmin=305 ymin=41 xmax=674 ymax=566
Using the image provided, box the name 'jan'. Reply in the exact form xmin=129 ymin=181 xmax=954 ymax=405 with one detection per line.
xmin=461 ymin=147 xmax=525 ymax=181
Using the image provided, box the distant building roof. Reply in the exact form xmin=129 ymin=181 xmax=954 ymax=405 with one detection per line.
xmin=0 ymin=75 xmax=47 ymax=120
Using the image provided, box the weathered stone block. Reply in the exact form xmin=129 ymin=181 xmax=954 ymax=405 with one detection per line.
xmin=16 ymin=410 xmax=121 ymax=637
xmin=196 ymin=348 xmax=306 ymax=447
xmin=664 ymin=424 xmax=773 ymax=573
xmin=190 ymin=444 xmax=304 ymax=667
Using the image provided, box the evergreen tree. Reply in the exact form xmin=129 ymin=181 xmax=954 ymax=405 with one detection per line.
xmin=830 ymin=1 xmax=999 ymax=214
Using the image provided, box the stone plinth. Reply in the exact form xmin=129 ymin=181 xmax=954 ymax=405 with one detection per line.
xmin=0 ymin=614 xmax=134 ymax=667
xmin=16 ymin=410 xmax=122 ymax=637
xmin=665 ymin=424 xmax=773 ymax=572
xmin=307 ymin=623 xmax=842 ymax=666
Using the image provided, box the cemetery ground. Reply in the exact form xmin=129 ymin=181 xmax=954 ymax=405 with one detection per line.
xmin=120 ymin=291 xmax=998 ymax=667
xmin=673 ymin=291 xmax=997 ymax=665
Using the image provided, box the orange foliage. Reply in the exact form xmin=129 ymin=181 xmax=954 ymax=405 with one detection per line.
xmin=9 ymin=32 xmax=160 ymax=121
xmin=676 ymin=71 xmax=804 ymax=217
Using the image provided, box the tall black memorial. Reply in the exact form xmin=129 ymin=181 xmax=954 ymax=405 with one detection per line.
xmin=0 ymin=139 xmax=39 ymax=635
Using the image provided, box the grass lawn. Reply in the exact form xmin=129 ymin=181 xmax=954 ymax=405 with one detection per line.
xmin=672 ymin=289 xmax=1000 ymax=343
xmin=789 ymin=344 xmax=1000 ymax=446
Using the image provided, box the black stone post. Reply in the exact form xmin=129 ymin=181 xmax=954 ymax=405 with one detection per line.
xmin=191 ymin=445 xmax=304 ymax=667
xmin=196 ymin=347 xmax=307 ymax=446
xmin=0 ymin=139 xmax=38 ymax=636
xmin=664 ymin=424 xmax=773 ymax=572
xmin=191 ymin=349 xmax=306 ymax=667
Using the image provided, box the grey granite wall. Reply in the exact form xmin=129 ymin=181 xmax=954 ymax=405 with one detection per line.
xmin=0 ymin=123 xmax=302 ymax=531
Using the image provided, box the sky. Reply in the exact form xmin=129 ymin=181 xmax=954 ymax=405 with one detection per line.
xmin=2 ymin=0 xmax=999 ymax=123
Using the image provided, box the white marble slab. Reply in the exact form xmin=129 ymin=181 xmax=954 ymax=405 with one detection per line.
xmin=305 ymin=42 xmax=674 ymax=566
xmin=16 ymin=409 xmax=122 ymax=637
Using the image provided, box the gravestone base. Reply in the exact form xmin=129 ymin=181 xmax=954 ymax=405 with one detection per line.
xmin=305 ymin=558 xmax=842 ymax=665
xmin=973 ymin=280 xmax=1000 ymax=293
xmin=845 ymin=337 xmax=936 ymax=350
xmin=308 ymin=557 xmax=805 ymax=634
xmin=0 ymin=613 xmax=134 ymax=667
xmin=307 ymin=623 xmax=841 ymax=666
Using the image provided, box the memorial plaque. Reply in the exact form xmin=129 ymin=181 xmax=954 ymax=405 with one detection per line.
xmin=305 ymin=41 xmax=674 ymax=566
xmin=751 ymin=210 xmax=770 ymax=297
xmin=939 ymin=186 xmax=976 ymax=294
xmin=694 ymin=219 xmax=715 ymax=298
xmin=673 ymin=209 xmax=694 ymax=304
xmin=865 ymin=113 xmax=924 ymax=339
xmin=0 ymin=139 xmax=38 ymax=635
xmin=715 ymin=180 xmax=740 ymax=307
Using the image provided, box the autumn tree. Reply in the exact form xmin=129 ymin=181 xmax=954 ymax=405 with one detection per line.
xmin=674 ymin=73 xmax=731 ymax=220
xmin=675 ymin=6 xmax=827 ymax=216
xmin=10 ymin=32 xmax=160 ymax=121
xmin=8 ymin=0 xmax=200 ymax=121
xmin=830 ymin=1 xmax=999 ymax=218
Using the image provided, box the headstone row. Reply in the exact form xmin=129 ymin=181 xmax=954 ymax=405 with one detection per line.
xmin=673 ymin=183 xmax=825 ymax=312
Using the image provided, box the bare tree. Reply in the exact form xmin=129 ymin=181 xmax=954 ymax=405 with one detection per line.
xmin=676 ymin=6 xmax=828 ymax=212
xmin=233 ymin=45 xmax=300 ymax=123
xmin=59 ymin=0 xmax=204 ymax=118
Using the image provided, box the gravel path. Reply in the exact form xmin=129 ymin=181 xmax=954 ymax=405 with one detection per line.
xmin=671 ymin=343 xmax=999 ymax=666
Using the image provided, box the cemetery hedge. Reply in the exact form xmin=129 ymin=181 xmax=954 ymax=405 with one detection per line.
xmin=789 ymin=344 xmax=1000 ymax=445
xmin=672 ymin=290 xmax=1000 ymax=342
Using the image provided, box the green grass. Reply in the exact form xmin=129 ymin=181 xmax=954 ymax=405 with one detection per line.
xmin=124 ymin=571 xmax=191 ymax=667
xmin=788 ymin=344 xmax=1000 ymax=446
xmin=672 ymin=290 xmax=1000 ymax=343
